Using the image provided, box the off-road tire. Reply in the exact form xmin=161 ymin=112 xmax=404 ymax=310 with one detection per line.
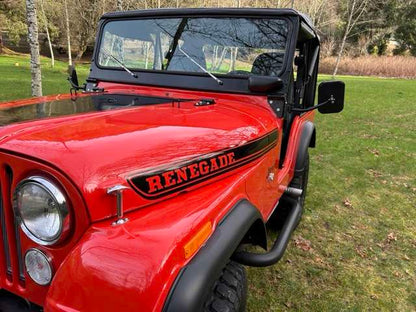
xmin=203 ymin=261 xmax=247 ymax=312
xmin=269 ymin=152 xmax=309 ymax=230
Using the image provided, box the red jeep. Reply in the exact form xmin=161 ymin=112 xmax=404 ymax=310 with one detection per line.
xmin=0 ymin=8 xmax=344 ymax=312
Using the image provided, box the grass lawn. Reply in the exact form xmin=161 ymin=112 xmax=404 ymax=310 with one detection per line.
xmin=0 ymin=54 xmax=90 ymax=102
xmin=0 ymin=54 xmax=415 ymax=311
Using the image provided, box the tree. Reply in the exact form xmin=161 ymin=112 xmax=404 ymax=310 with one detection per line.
xmin=333 ymin=0 xmax=369 ymax=77
xmin=72 ymin=0 xmax=103 ymax=60
xmin=0 ymin=0 xmax=27 ymax=46
xmin=394 ymin=2 xmax=416 ymax=56
xmin=40 ymin=0 xmax=54 ymax=67
xmin=25 ymin=0 xmax=42 ymax=97
xmin=64 ymin=0 xmax=72 ymax=66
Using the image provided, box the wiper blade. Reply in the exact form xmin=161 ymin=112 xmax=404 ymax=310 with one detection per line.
xmin=178 ymin=45 xmax=223 ymax=85
xmin=162 ymin=18 xmax=223 ymax=86
xmin=101 ymin=48 xmax=138 ymax=78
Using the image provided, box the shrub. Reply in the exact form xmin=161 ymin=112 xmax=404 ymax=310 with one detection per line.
xmin=319 ymin=56 xmax=416 ymax=78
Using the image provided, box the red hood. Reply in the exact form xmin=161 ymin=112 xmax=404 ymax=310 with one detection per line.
xmin=0 ymin=89 xmax=278 ymax=221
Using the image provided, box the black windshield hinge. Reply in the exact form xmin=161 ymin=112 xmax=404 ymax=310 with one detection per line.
xmin=267 ymin=97 xmax=285 ymax=118
xmin=195 ymin=99 xmax=216 ymax=106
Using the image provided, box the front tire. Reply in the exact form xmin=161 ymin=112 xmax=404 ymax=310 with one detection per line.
xmin=203 ymin=262 xmax=247 ymax=312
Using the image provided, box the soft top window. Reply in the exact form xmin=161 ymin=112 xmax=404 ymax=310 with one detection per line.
xmin=98 ymin=17 xmax=288 ymax=77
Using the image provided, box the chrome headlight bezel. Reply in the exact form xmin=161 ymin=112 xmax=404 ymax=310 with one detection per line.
xmin=13 ymin=176 xmax=70 ymax=246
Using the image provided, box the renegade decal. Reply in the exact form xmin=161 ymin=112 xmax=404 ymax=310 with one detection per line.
xmin=128 ymin=130 xmax=278 ymax=199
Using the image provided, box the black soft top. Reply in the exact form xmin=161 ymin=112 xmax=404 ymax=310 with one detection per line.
xmin=101 ymin=8 xmax=316 ymax=33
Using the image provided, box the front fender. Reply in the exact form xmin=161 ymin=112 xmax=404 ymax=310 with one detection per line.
xmin=44 ymin=223 xmax=175 ymax=312
xmin=44 ymin=173 xmax=256 ymax=312
xmin=295 ymin=120 xmax=315 ymax=175
xmin=163 ymin=199 xmax=263 ymax=312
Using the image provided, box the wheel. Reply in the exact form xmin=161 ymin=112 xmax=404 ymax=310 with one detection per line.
xmin=203 ymin=261 xmax=247 ymax=312
xmin=269 ymin=151 xmax=309 ymax=230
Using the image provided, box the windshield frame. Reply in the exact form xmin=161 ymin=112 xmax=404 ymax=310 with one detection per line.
xmin=96 ymin=16 xmax=291 ymax=78
xmin=89 ymin=9 xmax=301 ymax=95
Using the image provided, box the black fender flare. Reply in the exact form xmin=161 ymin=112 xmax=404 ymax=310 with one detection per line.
xmin=295 ymin=121 xmax=315 ymax=176
xmin=162 ymin=199 xmax=265 ymax=312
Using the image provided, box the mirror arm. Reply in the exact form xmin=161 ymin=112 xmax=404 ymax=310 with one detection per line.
xmin=291 ymin=95 xmax=335 ymax=113
xmin=67 ymin=77 xmax=85 ymax=91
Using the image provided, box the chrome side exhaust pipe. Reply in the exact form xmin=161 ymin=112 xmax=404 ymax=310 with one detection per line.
xmin=284 ymin=186 xmax=303 ymax=198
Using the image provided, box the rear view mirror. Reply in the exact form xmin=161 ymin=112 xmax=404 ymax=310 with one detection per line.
xmin=317 ymin=81 xmax=345 ymax=114
xmin=248 ymin=76 xmax=283 ymax=93
xmin=67 ymin=65 xmax=86 ymax=92
xmin=68 ymin=65 xmax=79 ymax=87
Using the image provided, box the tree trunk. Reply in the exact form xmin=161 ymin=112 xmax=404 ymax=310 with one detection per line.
xmin=332 ymin=30 xmax=348 ymax=77
xmin=75 ymin=46 xmax=86 ymax=61
xmin=333 ymin=0 xmax=356 ymax=77
xmin=26 ymin=0 xmax=42 ymax=97
xmin=230 ymin=47 xmax=238 ymax=71
xmin=64 ymin=0 xmax=72 ymax=66
xmin=117 ymin=0 xmax=123 ymax=10
xmin=215 ymin=47 xmax=228 ymax=71
xmin=40 ymin=0 xmax=54 ymax=68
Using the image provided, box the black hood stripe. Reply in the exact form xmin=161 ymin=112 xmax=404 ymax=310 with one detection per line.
xmin=128 ymin=129 xmax=278 ymax=199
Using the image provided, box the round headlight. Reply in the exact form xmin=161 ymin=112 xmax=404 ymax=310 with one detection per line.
xmin=14 ymin=176 xmax=69 ymax=245
xmin=25 ymin=249 xmax=53 ymax=285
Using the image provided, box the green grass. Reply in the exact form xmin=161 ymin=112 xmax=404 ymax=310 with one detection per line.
xmin=248 ymin=76 xmax=416 ymax=311
xmin=0 ymin=54 xmax=89 ymax=102
xmin=0 ymin=54 xmax=415 ymax=311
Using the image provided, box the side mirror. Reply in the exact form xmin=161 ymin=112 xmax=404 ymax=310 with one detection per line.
xmin=248 ymin=76 xmax=283 ymax=93
xmin=68 ymin=65 xmax=83 ymax=90
xmin=317 ymin=81 xmax=345 ymax=114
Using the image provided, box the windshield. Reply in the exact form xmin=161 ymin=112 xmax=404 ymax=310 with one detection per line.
xmin=98 ymin=17 xmax=288 ymax=77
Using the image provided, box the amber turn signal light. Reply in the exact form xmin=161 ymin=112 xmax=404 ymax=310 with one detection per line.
xmin=184 ymin=222 xmax=212 ymax=259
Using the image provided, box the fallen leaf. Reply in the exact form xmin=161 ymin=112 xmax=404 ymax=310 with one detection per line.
xmin=294 ymin=236 xmax=312 ymax=251
xmin=343 ymin=198 xmax=353 ymax=208
xmin=367 ymin=169 xmax=382 ymax=178
xmin=368 ymin=148 xmax=380 ymax=156
xmin=355 ymin=246 xmax=367 ymax=258
xmin=387 ymin=232 xmax=397 ymax=243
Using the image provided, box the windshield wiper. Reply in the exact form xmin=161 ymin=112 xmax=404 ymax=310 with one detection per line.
xmin=162 ymin=18 xmax=223 ymax=86
xmin=101 ymin=47 xmax=138 ymax=78
xmin=177 ymin=46 xmax=223 ymax=85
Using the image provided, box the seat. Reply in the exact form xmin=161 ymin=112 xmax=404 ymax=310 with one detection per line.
xmin=168 ymin=41 xmax=207 ymax=73
xmin=251 ymin=52 xmax=285 ymax=76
